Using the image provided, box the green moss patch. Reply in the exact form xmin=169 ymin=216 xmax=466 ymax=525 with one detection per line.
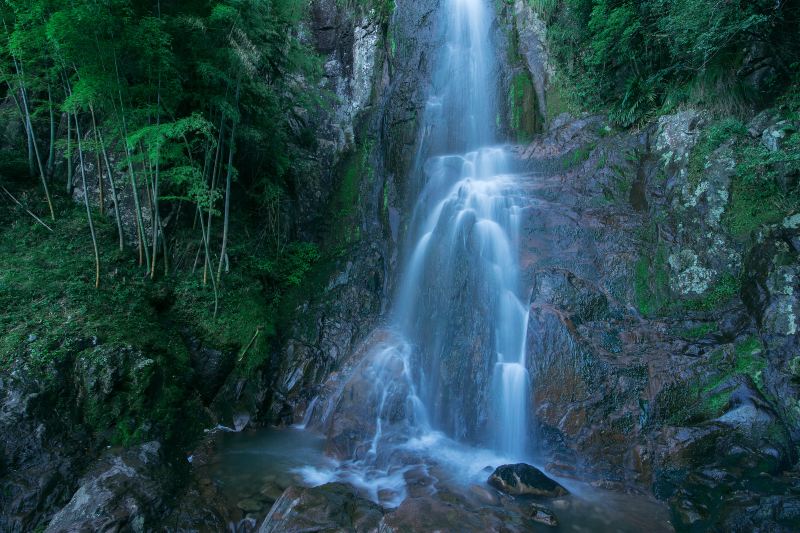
xmin=508 ymin=72 xmax=539 ymax=143
xmin=634 ymin=242 xmax=670 ymax=317
xmin=654 ymin=336 xmax=767 ymax=427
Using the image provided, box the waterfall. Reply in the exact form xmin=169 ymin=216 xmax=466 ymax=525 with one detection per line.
xmin=394 ymin=0 xmax=531 ymax=458
xmin=302 ymin=0 xmax=532 ymax=501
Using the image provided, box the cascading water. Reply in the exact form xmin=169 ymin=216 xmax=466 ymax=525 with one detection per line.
xmin=208 ymin=2 xmax=676 ymax=528
xmin=394 ymin=148 xmax=531 ymax=457
xmin=300 ymin=0 xmax=533 ymax=502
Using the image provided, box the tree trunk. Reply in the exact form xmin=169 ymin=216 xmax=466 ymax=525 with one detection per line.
xmin=74 ymin=112 xmax=101 ymax=289
xmin=204 ymin=110 xmax=226 ymax=286
xmin=92 ymin=113 xmax=105 ymax=216
xmin=26 ymin=115 xmax=35 ymax=177
xmin=47 ymin=86 xmax=56 ymax=179
xmin=216 ymin=81 xmax=241 ymax=282
xmin=18 ymin=78 xmax=55 ymax=220
xmin=66 ymin=113 xmax=73 ymax=194
xmin=92 ymin=105 xmax=124 ymax=251
xmin=111 ymin=48 xmax=149 ymax=267
xmin=197 ymin=205 xmax=219 ymax=318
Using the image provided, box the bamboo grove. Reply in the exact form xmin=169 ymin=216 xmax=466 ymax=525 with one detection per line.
xmin=0 ymin=0 xmax=320 ymax=315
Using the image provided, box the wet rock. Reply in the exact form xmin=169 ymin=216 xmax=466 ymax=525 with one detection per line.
xmin=469 ymin=484 xmax=501 ymax=506
xmin=185 ymin=334 xmax=235 ymax=403
xmin=487 ymin=463 xmax=568 ymax=497
xmin=258 ymin=483 xmax=382 ymax=533
xmin=381 ymin=493 xmax=519 ymax=532
xmin=260 ymin=480 xmax=286 ymax=504
xmin=45 ymin=442 xmax=167 ymax=533
xmin=237 ymin=498 xmax=264 ymax=514
xmin=312 ymin=330 xmax=416 ymax=459
xmin=528 ymin=502 xmax=558 ymax=527
xmin=738 ymin=41 xmax=779 ymax=96
xmin=0 ymin=357 xmax=95 ymax=532
xmin=762 ymin=121 xmax=796 ymax=152
xmin=511 ymin=0 xmax=551 ymax=123
xmin=403 ymin=465 xmax=437 ymax=498
xmin=657 ymin=112 xmax=741 ymax=296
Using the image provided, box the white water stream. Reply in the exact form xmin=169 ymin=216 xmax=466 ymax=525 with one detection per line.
xmin=295 ymin=0 xmax=534 ymax=501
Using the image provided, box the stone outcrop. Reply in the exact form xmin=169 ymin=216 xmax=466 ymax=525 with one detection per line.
xmin=513 ymin=111 xmax=800 ymax=530
xmin=45 ymin=442 xmax=168 ymax=533
xmin=0 ymin=341 xmax=184 ymax=532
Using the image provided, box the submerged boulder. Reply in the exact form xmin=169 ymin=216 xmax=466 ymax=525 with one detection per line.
xmin=487 ymin=463 xmax=569 ymax=497
xmin=258 ymin=483 xmax=383 ymax=533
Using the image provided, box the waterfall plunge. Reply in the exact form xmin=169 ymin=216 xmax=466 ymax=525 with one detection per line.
xmin=301 ymin=0 xmax=532 ymax=502
xmin=394 ymin=0 xmax=531 ymax=458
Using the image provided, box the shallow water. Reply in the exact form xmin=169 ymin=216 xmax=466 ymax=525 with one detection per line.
xmin=208 ymin=427 xmax=674 ymax=532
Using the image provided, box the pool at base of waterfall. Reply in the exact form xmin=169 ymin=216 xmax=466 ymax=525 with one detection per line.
xmin=202 ymin=427 xmax=674 ymax=532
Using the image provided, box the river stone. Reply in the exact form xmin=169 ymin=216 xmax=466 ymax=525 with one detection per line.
xmin=528 ymin=503 xmax=559 ymax=527
xmin=45 ymin=442 xmax=166 ymax=533
xmin=487 ymin=463 xmax=569 ymax=497
xmin=469 ymin=484 xmax=501 ymax=506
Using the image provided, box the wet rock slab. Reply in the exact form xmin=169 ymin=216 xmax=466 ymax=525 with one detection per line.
xmin=488 ymin=463 xmax=569 ymax=497
xmin=258 ymin=482 xmax=383 ymax=533
xmin=44 ymin=442 xmax=167 ymax=533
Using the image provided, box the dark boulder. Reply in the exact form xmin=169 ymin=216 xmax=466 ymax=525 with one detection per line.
xmin=487 ymin=463 xmax=569 ymax=497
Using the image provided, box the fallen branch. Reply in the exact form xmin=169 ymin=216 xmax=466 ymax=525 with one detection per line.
xmin=238 ymin=326 xmax=264 ymax=362
xmin=2 ymin=186 xmax=54 ymax=232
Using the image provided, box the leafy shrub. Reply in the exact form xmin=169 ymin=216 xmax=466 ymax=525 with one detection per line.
xmin=533 ymin=0 xmax=800 ymax=125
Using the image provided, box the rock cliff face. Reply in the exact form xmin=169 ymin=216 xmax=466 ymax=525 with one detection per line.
xmin=0 ymin=1 xmax=415 ymax=530
xmin=515 ymin=111 xmax=800 ymax=530
xmin=246 ymin=0 xmax=441 ymax=428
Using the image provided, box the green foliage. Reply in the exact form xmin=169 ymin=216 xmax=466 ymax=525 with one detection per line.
xmin=535 ymin=0 xmax=799 ymax=125
xmin=735 ymin=335 xmax=766 ymax=388
xmin=724 ymin=178 xmax=791 ymax=237
xmin=1 ymin=0 xmax=322 ymax=213
xmin=679 ymin=112 xmax=800 ymax=238
xmin=254 ymin=242 xmax=322 ymax=287
xmin=634 ymin=240 xmax=670 ymax=317
xmin=691 ymin=116 xmax=800 ymax=238
xmin=561 ymin=143 xmax=594 ymax=169
xmin=0 ymin=197 xmax=203 ymax=446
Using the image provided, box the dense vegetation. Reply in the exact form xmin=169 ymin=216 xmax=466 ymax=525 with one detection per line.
xmin=0 ymin=0 xmax=336 ymax=447
xmin=0 ymin=0 xmax=324 ymax=296
xmin=530 ymin=0 xmax=800 ymax=125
